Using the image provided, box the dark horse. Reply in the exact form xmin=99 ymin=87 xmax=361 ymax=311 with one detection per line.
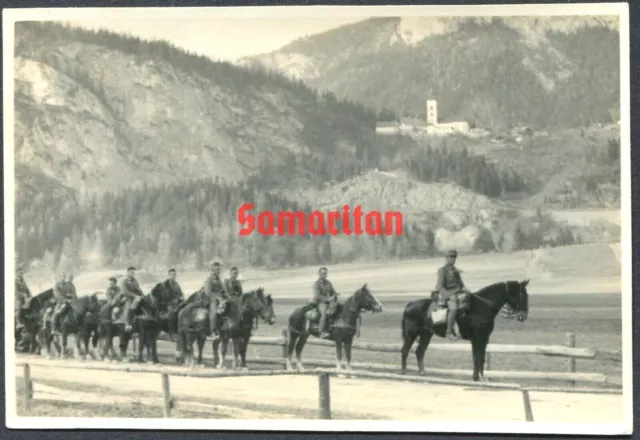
xmin=42 ymin=293 xmax=103 ymax=360
xmin=16 ymin=288 xmax=55 ymax=354
xmin=97 ymin=293 xmax=159 ymax=363
xmin=140 ymin=281 xmax=185 ymax=363
xmin=212 ymin=288 xmax=276 ymax=370
xmin=286 ymin=284 xmax=383 ymax=372
xmin=400 ymin=279 xmax=530 ymax=381
xmin=176 ymin=290 xmax=217 ymax=368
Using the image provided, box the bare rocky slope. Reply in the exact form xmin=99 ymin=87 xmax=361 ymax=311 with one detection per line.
xmin=13 ymin=22 xmax=376 ymax=197
xmin=242 ymin=16 xmax=620 ymax=129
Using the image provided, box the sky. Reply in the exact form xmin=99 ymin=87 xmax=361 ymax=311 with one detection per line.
xmin=66 ymin=17 xmax=363 ymax=62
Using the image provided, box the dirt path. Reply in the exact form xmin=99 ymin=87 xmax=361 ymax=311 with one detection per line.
xmin=14 ymin=358 xmax=622 ymax=423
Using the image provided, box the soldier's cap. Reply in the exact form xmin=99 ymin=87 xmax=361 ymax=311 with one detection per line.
xmin=211 ymin=261 xmax=221 ymax=267
xmin=109 ymin=277 xmax=117 ymax=282
xmin=127 ymin=266 xmax=136 ymax=271
xmin=230 ymin=266 xmax=238 ymax=272
xmin=446 ymin=250 xmax=458 ymax=258
xmin=168 ymin=268 xmax=176 ymax=273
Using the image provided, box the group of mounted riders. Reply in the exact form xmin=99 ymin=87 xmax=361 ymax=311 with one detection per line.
xmin=15 ymin=248 xmax=471 ymax=351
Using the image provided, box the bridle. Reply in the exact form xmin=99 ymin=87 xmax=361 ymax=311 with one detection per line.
xmin=499 ymin=282 xmax=527 ymax=320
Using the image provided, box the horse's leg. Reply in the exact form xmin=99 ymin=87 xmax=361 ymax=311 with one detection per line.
xmin=231 ymin=337 xmax=241 ymax=370
xmin=212 ymin=338 xmax=220 ymax=368
xmin=197 ymin=334 xmax=205 ymax=367
xmin=119 ymin=330 xmax=131 ymax=362
xmin=295 ymin=333 xmax=309 ymax=372
xmin=60 ymin=333 xmax=68 ymax=359
xmin=415 ymin=331 xmax=433 ymax=376
xmin=477 ymin=334 xmax=490 ymax=382
xmin=401 ymin=326 xmax=419 ymax=375
xmin=152 ymin=329 xmax=160 ymax=364
xmin=285 ymin=329 xmax=298 ymax=371
xmin=471 ymin=337 xmax=481 ymax=382
xmin=334 ymin=336 xmax=343 ymax=371
xmin=240 ymin=334 xmax=250 ymax=369
xmin=344 ymin=335 xmax=354 ymax=371
xmin=218 ymin=336 xmax=229 ymax=369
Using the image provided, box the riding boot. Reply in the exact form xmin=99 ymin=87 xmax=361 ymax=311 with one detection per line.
xmin=445 ymin=307 xmax=459 ymax=340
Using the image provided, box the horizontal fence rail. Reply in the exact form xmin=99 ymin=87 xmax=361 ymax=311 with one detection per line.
xmin=14 ymin=358 xmax=622 ymax=422
xmin=153 ymin=332 xmax=621 ymax=362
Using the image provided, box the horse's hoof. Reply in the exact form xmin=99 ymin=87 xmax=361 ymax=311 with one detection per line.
xmin=418 ymin=370 xmax=426 ymax=376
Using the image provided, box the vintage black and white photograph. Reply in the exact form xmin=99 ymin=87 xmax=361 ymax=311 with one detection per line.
xmin=3 ymin=3 xmax=632 ymax=434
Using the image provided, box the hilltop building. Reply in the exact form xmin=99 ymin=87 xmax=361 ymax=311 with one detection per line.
xmin=375 ymin=99 xmax=469 ymax=136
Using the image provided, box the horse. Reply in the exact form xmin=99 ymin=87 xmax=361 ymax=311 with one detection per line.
xmin=400 ymin=279 xmax=530 ymax=381
xmin=97 ymin=293 xmax=159 ymax=363
xmin=42 ymin=293 xmax=103 ymax=360
xmin=16 ymin=288 xmax=55 ymax=354
xmin=212 ymin=288 xmax=276 ymax=370
xmin=146 ymin=281 xmax=186 ymax=363
xmin=286 ymin=283 xmax=384 ymax=372
xmin=176 ymin=289 xmax=217 ymax=368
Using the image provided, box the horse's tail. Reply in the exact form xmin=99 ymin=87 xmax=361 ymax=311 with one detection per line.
xmin=401 ymin=313 xmax=407 ymax=340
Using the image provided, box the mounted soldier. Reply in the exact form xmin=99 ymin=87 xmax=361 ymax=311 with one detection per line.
xmin=111 ymin=266 xmax=144 ymax=332
xmin=203 ymin=261 xmax=229 ymax=337
xmin=165 ymin=268 xmax=185 ymax=304
xmin=310 ymin=267 xmax=339 ymax=339
xmin=435 ymin=249 xmax=470 ymax=340
xmin=224 ymin=267 xmax=243 ymax=299
xmin=51 ymin=272 xmax=78 ymax=335
xmin=105 ymin=277 xmax=120 ymax=303
xmin=15 ymin=265 xmax=32 ymax=330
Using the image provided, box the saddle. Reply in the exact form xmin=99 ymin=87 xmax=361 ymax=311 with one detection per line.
xmin=428 ymin=290 xmax=471 ymax=326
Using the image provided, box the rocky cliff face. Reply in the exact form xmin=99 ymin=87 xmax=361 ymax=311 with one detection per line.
xmin=13 ymin=22 xmax=375 ymax=196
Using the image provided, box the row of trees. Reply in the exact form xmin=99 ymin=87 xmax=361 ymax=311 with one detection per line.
xmin=16 ymin=177 xmax=589 ymax=274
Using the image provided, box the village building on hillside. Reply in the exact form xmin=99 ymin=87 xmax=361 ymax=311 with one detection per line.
xmin=375 ymin=99 xmax=470 ymax=136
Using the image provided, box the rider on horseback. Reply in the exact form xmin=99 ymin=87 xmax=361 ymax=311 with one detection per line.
xmin=224 ymin=267 xmax=243 ymax=298
xmin=166 ymin=268 xmax=185 ymax=304
xmin=204 ymin=261 xmax=229 ymax=337
xmin=105 ymin=277 xmax=120 ymax=302
xmin=311 ymin=267 xmax=338 ymax=339
xmin=51 ymin=272 xmax=78 ymax=335
xmin=111 ymin=266 xmax=144 ymax=332
xmin=15 ymin=265 xmax=32 ymax=330
xmin=436 ymin=249 xmax=470 ymax=341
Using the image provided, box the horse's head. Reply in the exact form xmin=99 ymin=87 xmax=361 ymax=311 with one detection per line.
xmin=354 ymin=283 xmax=383 ymax=314
xmin=244 ymin=288 xmax=276 ymax=325
xmin=504 ymin=279 xmax=529 ymax=322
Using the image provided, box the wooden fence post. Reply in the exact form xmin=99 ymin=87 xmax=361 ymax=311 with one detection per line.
xmin=521 ymin=390 xmax=534 ymax=422
xmin=23 ymin=364 xmax=32 ymax=411
xmin=565 ymin=332 xmax=576 ymax=386
xmin=281 ymin=329 xmax=288 ymax=368
xmin=318 ymin=373 xmax=331 ymax=420
xmin=161 ymin=373 xmax=172 ymax=417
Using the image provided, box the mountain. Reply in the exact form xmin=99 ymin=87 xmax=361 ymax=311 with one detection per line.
xmin=13 ymin=21 xmax=377 ymax=196
xmin=242 ymin=16 xmax=620 ymax=129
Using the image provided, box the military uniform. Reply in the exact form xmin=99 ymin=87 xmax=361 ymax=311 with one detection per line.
xmin=224 ymin=278 xmax=243 ymax=298
xmin=115 ymin=276 xmax=144 ymax=331
xmin=166 ymin=279 xmax=185 ymax=303
xmin=204 ymin=273 xmax=228 ymax=335
xmin=15 ymin=275 xmax=32 ymax=328
xmin=435 ymin=250 xmax=468 ymax=340
xmin=435 ymin=265 xmax=466 ymax=305
xmin=311 ymin=279 xmax=338 ymax=335
xmin=51 ymin=280 xmax=75 ymax=333
xmin=105 ymin=285 xmax=121 ymax=303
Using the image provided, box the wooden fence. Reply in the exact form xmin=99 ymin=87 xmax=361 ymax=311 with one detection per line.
xmin=149 ymin=330 xmax=622 ymax=387
xmin=19 ymin=359 xmax=622 ymax=422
